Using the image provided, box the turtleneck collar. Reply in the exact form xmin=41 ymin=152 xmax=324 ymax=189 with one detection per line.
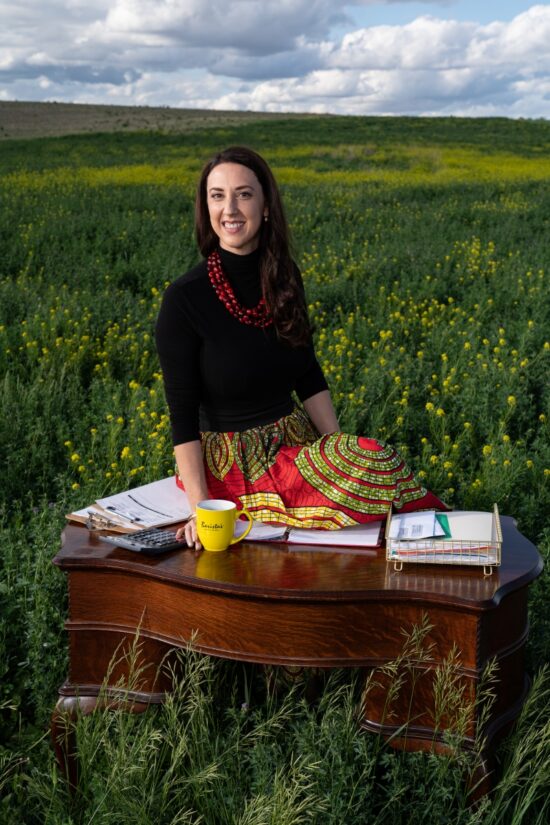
xmin=218 ymin=246 xmax=262 ymax=306
xmin=218 ymin=246 xmax=261 ymax=277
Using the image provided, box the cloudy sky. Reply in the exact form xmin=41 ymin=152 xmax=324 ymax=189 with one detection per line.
xmin=1 ymin=1 xmax=549 ymax=117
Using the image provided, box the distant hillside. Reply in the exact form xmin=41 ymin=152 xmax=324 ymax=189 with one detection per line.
xmin=0 ymin=100 xmax=313 ymax=140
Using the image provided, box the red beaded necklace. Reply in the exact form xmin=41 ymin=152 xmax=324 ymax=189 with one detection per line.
xmin=207 ymin=250 xmax=272 ymax=328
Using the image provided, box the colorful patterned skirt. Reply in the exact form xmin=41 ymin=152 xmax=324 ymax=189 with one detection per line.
xmin=177 ymin=407 xmax=445 ymax=529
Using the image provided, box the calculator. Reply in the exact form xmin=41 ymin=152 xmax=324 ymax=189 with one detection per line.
xmin=102 ymin=527 xmax=185 ymax=556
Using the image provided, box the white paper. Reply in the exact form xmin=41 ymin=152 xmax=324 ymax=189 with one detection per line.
xmin=444 ymin=511 xmax=496 ymax=542
xmin=389 ymin=511 xmax=445 ymax=540
xmin=95 ymin=476 xmax=190 ymax=528
xmin=288 ymin=521 xmax=383 ymax=547
xmin=246 ymin=521 xmax=287 ymax=541
xmin=245 ymin=519 xmax=383 ymax=547
xmin=69 ymin=504 xmax=142 ymax=531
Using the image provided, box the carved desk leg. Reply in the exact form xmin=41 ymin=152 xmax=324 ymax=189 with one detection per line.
xmin=51 ymin=692 xmax=149 ymax=789
xmin=359 ymin=663 xmax=497 ymax=805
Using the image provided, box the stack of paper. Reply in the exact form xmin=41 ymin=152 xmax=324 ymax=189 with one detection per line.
xmin=388 ymin=511 xmax=447 ymax=541
xmin=67 ymin=477 xmax=191 ymax=532
xmin=245 ymin=519 xmax=384 ymax=549
xmin=386 ymin=509 xmax=501 ymax=566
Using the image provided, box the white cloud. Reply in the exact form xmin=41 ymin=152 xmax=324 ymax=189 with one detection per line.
xmin=467 ymin=5 xmax=550 ymax=67
xmin=0 ymin=2 xmax=549 ymax=117
xmin=82 ymin=0 xmax=347 ymax=54
xmin=334 ymin=17 xmax=475 ymax=70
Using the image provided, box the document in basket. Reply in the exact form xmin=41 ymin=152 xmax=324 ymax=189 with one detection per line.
xmin=388 ymin=511 xmax=446 ymax=541
xmin=387 ymin=510 xmax=500 ymax=566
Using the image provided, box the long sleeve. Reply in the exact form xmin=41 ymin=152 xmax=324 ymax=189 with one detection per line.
xmin=155 ymin=281 xmax=202 ymax=445
xmin=294 ymin=350 xmax=328 ymax=402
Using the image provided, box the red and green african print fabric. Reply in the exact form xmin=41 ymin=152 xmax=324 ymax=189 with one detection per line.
xmin=176 ymin=407 xmax=445 ymax=529
xmin=179 ymin=409 xmax=446 ymax=530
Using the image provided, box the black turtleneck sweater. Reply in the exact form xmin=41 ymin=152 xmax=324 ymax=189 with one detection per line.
xmin=155 ymin=248 xmax=328 ymax=445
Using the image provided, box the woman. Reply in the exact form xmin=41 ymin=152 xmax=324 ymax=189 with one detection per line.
xmin=155 ymin=146 xmax=444 ymax=549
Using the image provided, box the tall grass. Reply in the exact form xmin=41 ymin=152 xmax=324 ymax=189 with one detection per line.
xmin=5 ymin=629 xmax=550 ymax=824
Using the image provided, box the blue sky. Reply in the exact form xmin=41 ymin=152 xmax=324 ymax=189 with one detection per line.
xmin=1 ymin=2 xmax=549 ymax=117
xmin=348 ymin=1 xmax=530 ymax=27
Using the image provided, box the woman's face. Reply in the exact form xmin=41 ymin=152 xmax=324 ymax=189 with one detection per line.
xmin=206 ymin=162 xmax=268 ymax=255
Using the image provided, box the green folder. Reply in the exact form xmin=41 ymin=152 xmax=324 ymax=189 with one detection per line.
xmin=435 ymin=513 xmax=452 ymax=538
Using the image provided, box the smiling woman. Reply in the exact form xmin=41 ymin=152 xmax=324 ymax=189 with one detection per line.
xmin=206 ymin=163 xmax=268 ymax=255
xmin=155 ymin=145 xmax=446 ymax=549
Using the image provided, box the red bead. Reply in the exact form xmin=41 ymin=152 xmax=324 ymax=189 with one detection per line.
xmin=206 ymin=251 xmax=272 ymax=328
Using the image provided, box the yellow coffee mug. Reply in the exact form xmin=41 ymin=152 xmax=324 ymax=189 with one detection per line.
xmin=196 ymin=499 xmax=253 ymax=552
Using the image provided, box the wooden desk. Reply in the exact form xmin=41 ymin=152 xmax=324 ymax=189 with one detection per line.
xmin=51 ymin=517 xmax=542 ymax=791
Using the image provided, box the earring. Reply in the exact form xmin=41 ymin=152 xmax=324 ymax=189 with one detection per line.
xmin=264 ymin=214 xmax=268 ymax=222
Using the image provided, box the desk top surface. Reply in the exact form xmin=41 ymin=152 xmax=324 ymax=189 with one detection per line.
xmin=55 ymin=516 xmax=543 ymax=610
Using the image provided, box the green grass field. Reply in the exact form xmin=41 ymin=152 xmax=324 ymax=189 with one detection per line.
xmin=1 ymin=113 xmax=549 ymax=823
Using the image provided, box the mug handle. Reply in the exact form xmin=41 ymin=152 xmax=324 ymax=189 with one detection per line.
xmin=230 ymin=508 xmax=253 ymax=544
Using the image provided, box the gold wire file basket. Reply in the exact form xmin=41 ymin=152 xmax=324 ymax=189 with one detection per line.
xmin=386 ymin=504 xmax=502 ymax=576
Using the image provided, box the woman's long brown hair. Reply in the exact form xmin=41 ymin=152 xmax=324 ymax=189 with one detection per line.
xmin=195 ymin=146 xmax=311 ymax=347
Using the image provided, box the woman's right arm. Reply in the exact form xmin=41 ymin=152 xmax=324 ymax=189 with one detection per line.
xmin=155 ymin=280 xmax=206 ymax=549
xmin=173 ymin=440 xmax=208 ymax=549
